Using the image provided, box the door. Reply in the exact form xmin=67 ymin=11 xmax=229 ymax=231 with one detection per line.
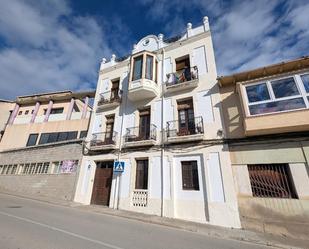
xmin=139 ymin=109 xmax=150 ymax=140
xmin=105 ymin=115 xmax=114 ymax=144
xmin=91 ymin=161 xmax=114 ymax=205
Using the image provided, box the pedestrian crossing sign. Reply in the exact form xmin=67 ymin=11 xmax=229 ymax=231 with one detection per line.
xmin=113 ymin=161 xmax=125 ymax=172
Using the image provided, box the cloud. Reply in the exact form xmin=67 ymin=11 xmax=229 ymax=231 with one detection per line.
xmin=135 ymin=0 xmax=309 ymax=75
xmin=0 ymin=0 xmax=114 ymax=100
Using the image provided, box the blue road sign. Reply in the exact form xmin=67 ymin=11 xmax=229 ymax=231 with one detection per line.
xmin=113 ymin=161 xmax=125 ymax=172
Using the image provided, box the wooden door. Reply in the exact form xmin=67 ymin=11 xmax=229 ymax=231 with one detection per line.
xmin=91 ymin=161 xmax=113 ymax=206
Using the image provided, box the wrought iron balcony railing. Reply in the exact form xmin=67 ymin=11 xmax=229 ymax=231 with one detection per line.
xmin=124 ymin=124 xmax=157 ymax=142
xmin=165 ymin=66 xmax=198 ymax=87
xmin=90 ymin=131 xmax=117 ymax=147
xmin=97 ymin=90 xmax=121 ymax=106
xmin=166 ymin=116 xmax=204 ymax=137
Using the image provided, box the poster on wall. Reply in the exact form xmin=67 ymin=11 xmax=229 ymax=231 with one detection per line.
xmin=60 ymin=160 xmax=77 ymax=173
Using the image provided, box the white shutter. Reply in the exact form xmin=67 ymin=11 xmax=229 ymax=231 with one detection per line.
xmin=195 ymin=90 xmax=214 ymax=124
xmin=100 ymin=78 xmax=110 ymax=94
xmin=192 ymin=46 xmax=208 ymax=76
xmin=163 ymin=98 xmax=174 ymax=129
xmin=92 ymin=114 xmax=102 ymax=134
xmin=119 ymin=160 xmax=131 ymax=198
xmin=163 ymin=57 xmax=173 ymax=82
xmin=149 ymin=156 xmax=161 ymax=198
xmin=207 ymin=153 xmax=225 ymax=203
xmin=153 ymin=100 xmax=162 ymax=130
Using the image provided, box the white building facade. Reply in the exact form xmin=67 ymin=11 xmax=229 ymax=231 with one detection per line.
xmin=74 ymin=17 xmax=241 ymax=228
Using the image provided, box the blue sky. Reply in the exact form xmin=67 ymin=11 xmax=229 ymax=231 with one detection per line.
xmin=0 ymin=0 xmax=308 ymax=100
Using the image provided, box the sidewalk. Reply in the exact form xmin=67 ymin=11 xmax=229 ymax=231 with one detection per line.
xmin=1 ymin=191 xmax=308 ymax=249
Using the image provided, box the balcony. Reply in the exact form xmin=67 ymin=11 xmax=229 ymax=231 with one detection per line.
xmin=123 ymin=124 xmax=157 ymax=148
xmin=164 ymin=66 xmax=199 ymax=94
xmin=128 ymin=79 xmax=159 ymax=101
xmin=89 ymin=131 xmax=117 ymax=150
xmin=96 ymin=90 xmax=121 ymax=111
xmin=166 ymin=116 xmax=204 ymax=143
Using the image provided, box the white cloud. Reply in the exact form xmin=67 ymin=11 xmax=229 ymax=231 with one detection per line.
xmin=136 ymin=0 xmax=309 ymax=75
xmin=0 ymin=0 xmax=113 ymax=100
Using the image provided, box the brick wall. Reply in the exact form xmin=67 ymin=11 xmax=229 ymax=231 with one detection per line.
xmin=0 ymin=141 xmax=83 ymax=201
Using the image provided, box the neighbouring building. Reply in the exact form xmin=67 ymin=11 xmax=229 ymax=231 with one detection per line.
xmin=218 ymin=56 xmax=309 ymax=239
xmin=0 ymin=99 xmax=14 ymax=141
xmin=74 ymin=17 xmax=241 ymax=228
xmin=0 ymin=90 xmax=95 ymax=201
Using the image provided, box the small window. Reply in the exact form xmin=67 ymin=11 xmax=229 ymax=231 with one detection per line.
xmin=271 ymin=77 xmax=299 ymax=98
xmin=246 ymin=83 xmax=270 ymax=103
xmin=25 ymin=110 xmax=29 ymax=115
xmin=31 ymin=110 xmax=34 ymax=114
xmin=181 ymin=161 xmax=199 ymax=190
xmin=50 ymin=108 xmax=64 ymax=114
xmin=67 ymin=131 xmax=78 ymax=140
xmin=79 ymin=130 xmax=88 ymax=138
xmin=132 ymin=55 xmax=143 ymax=81
xmin=38 ymin=133 xmax=49 ymax=145
xmin=18 ymin=111 xmax=22 ymax=115
xmin=248 ymin=164 xmax=297 ymax=198
xmin=135 ymin=159 xmax=148 ymax=189
xmin=26 ymin=134 xmax=39 ymax=146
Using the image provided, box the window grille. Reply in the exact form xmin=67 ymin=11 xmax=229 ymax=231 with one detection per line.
xmin=248 ymin=164 xmax=297 ymax=198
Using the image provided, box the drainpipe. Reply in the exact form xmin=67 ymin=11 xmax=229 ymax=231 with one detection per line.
xmin=160 ymin=48 xmax=165 ymax=217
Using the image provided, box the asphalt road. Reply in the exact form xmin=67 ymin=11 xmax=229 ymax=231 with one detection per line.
xmin=0 ymin=193 xmax=272 ymax=249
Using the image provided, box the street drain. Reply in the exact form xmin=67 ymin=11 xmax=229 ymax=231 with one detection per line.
xmin=6 ymin=206 xmax=22 ymax=208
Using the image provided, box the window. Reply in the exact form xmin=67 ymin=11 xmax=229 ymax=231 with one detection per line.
xmin=177 ymin=99 xmax=195 ymax=135
xmin=248 ymin=164 xmax=297 ymax=199
xmin=50 ymin=108 xmax=64 ymax=114
xmin=26 ymin=134 xmax=39 ymax=147
xmin=245 ymin=75 xmax=309 ymax=116
xmin=11 ymin=165 xmax=18 ymax=174
xmin=25 ymin=110 xmax=29 ymax=115
xmin=135 ymin=159 xmax=148 ymax=189
xmin=18 ymin=111 xmax=22 ymax=115
xmin=38 ymin=131 xmax=78 ymax=145
xmin=146 ymin=55 xmax=153 ymax=80
xmin=105 ymin=115 xmax=115 ymax=142
xmin=111 ymin=79 xmax=120 ymax=100
xmin=132 ymin=55 xmax=143 ymax=81
xmin=176 ymin=56 xmax=190 ymax=72
xmin=139 ymin=108 xmax=150 ymax=140
xmin=181 ymin=161 xmax=199 ymax=190
xmin=31 ymin=110 xmax=34 ymax=114
xmin=79 ymin=130 xmax=88 ymax=138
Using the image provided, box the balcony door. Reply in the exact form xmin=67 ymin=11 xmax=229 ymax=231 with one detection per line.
xmin=178 ymin=99 xmax=195 ymax=135
xmin=105 ymin=115 xmax=114 ymax=143
xmin=111 ymin=80 xmax=119 ymax=100
xmin=139 ymin=109 xmax=150 ymax=140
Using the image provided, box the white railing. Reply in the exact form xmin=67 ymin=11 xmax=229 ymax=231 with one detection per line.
xmin=132 ymin=190 xmax=148 ymax=207
xmin=13 ymin=116 xmax=32 ymax=124
xmin=48 ymin=113 xmax=66 ymax=122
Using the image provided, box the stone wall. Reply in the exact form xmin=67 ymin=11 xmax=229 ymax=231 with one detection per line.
xmin=0 ymin=141 xmax=83 ymax=201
